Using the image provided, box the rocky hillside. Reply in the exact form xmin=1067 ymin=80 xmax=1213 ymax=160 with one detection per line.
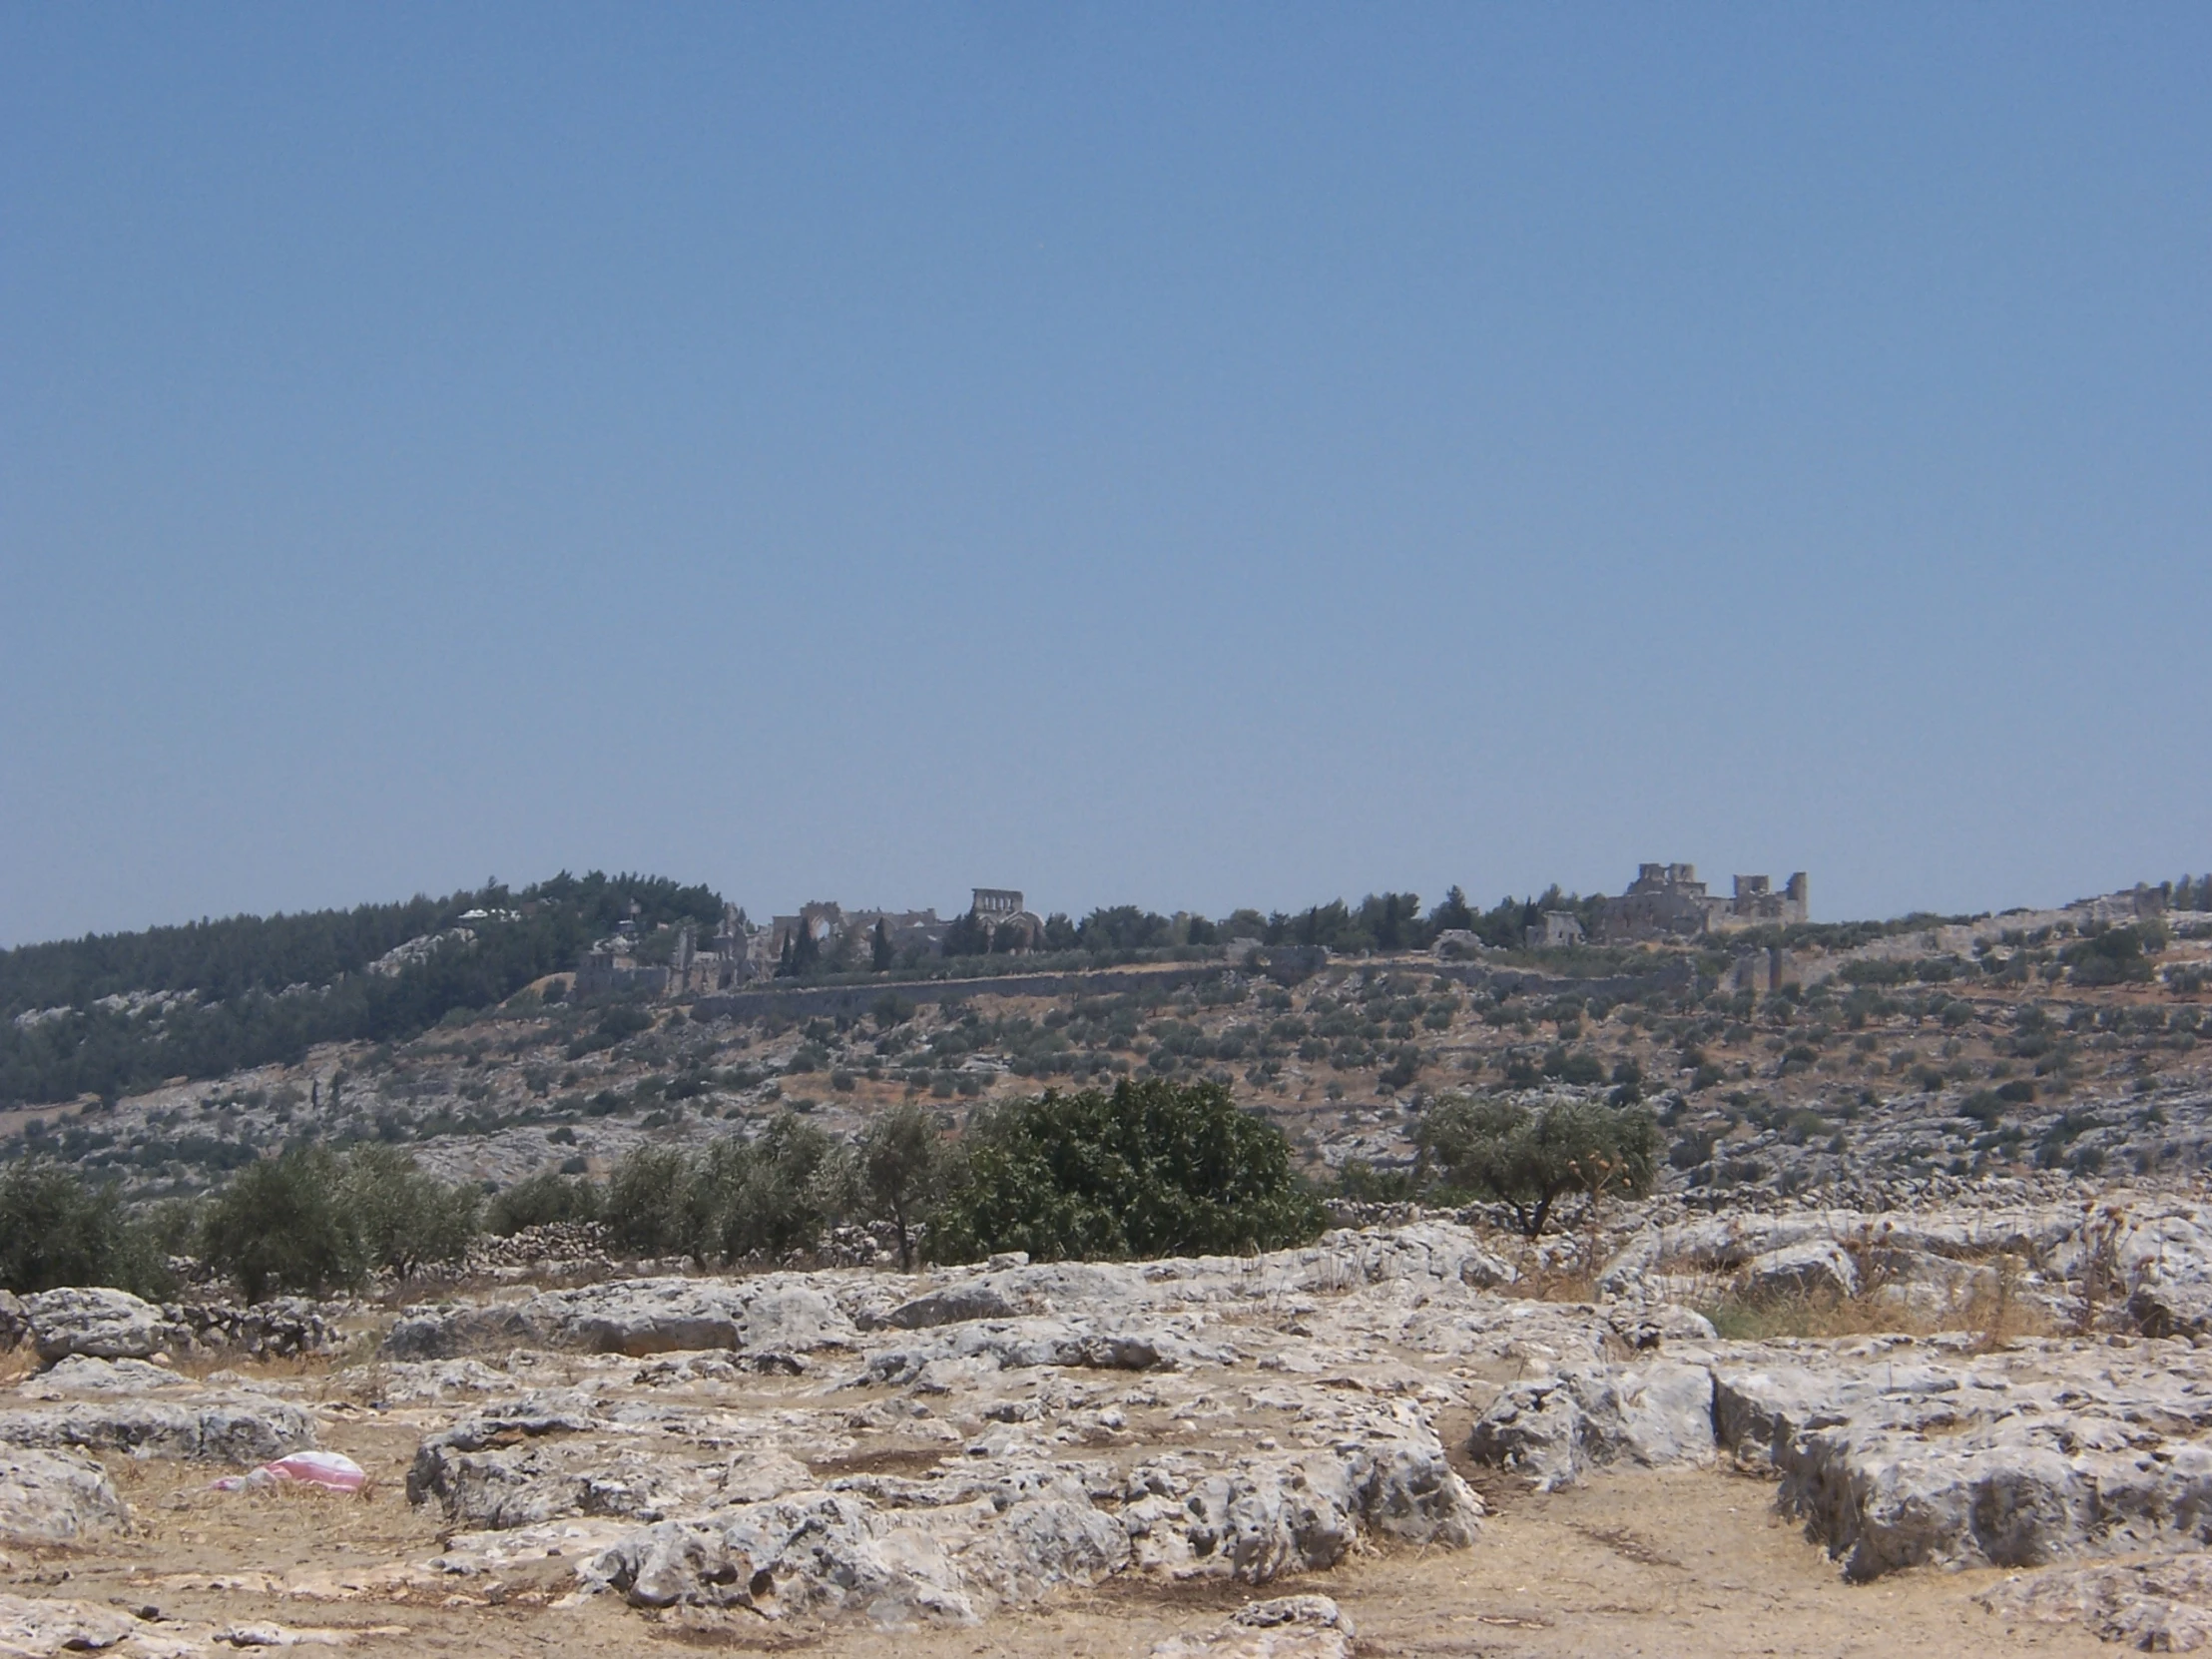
xmin=9 ymin=914 xmax=2208 ymax=1212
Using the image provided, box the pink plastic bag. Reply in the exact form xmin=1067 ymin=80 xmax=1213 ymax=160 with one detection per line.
xmin=210 ymin=1450 xmax=366 ymax=1492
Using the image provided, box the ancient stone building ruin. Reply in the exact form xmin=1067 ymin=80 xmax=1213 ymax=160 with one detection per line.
xmin=1596 ymin=862 xmax=1808 ymax=941
xmin=571 ymin=945 xmax=668 ymax=998
xmin=1525 ymin=910 xmax=1586 ymax=949
xmin=1726 ymin=871 xmax=1810 ymax=925
xmin=969 ymin=887 xmax=1046 ymax=952
xmin=762 ymin=901 xmax=947 ymax=970
xmin=577 ymin=904 xmax=755 ymax=996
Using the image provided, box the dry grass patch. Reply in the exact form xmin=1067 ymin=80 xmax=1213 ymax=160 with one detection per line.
xmin=1698 ymin=1275 xmax=2055 ymax=1345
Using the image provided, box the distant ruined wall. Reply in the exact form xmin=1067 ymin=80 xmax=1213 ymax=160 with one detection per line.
xmin=685 ymin=953 xmax=1696 ymax=1026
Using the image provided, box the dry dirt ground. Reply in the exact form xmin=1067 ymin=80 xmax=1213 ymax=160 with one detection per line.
xmin=2 ymin=1415 xmax=2114 ymax=1659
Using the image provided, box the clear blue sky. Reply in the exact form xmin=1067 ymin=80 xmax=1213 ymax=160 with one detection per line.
xmin=4 ymin=6 xmax=2207 ymax=946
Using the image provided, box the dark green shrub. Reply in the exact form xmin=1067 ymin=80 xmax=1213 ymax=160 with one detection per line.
xmin=931 ymin=1079 xmax=1324 ymax=1263
xmin=1958 ymin=1090 xmax=2007 ymax=1127
xmin=598 ymin=1003 xmax=654 ymax=1040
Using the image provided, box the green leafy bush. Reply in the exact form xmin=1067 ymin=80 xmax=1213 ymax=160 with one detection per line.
xmin=1336 ymin=1158 xmax=1419 ymax=1202
xmin=930 ymin=1079 xmax=1324 ymax=1263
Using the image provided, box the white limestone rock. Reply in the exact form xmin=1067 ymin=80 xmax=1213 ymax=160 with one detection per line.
xmin=1466 ymin=1361 xmax=1715 ymax=1490
xmin=0 ymin=1448 xmax=129 ymax=1543
xmin=1980 ymin=1553 xmax=2212 ymax=1650
xmin=16 ymin=1356 xmax=187 ymax=1397
xmin=0 ymin=1395 xmax=316 ymax=1463
xmin=582 ymin=1490 xmax=981 ymax=1621
xmin=22 ymin=1288 xmax=174 ymax=1364
xmin=0 ymin=1593 xmax=194 ymax=1658
xmin=1740 ymin=1240 xmax=1858 ymax=1302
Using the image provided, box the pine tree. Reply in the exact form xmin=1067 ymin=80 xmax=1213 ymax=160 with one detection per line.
xmin=871 ymin=918 xmax=893 ymax=972
xmin=791 ymin=920 xmax=821 ymax=975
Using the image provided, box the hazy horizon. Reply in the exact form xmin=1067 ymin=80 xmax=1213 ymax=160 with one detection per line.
xmin=6 ymin=8 xmax=2207 ymax=948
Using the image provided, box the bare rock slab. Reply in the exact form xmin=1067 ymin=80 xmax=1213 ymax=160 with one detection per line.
xmin=0 ymin=1394 xmax=316 ymax=1464
xmin=0 ymin=1448 xmax=129 ymax=1543
xmin=1152 ymin=1594 xmax=1357 ymax=1659
xmin=22 ymin=1288 xmax=175 ymax=1364
xmin=1980 ymin=1554 xmax=2212 ymax=1650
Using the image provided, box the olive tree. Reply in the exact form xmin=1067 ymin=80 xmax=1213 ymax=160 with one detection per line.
xmin=603 ymin=1114 xmax=845 ymax=1267
xmin=336 ymin=1145 xmax=480 ymax=1280
xmin=857 ymin=1103 xmax=947 ymax=1271
xmin=1414 ymin=1093 xmax=1657 ymax=1238
xmin=0 ymin=1159 xmax=173 ymax=1299
xmin=692 ymin=1113 xmax=842 ymax=1262
xmin=603 ymin=1145 xmax=695 ymax=1257
xmin=201 ymin=1146 xmax=361 ymax=1302
xmin=488 ymin=1168 xmax=602 ymax=1235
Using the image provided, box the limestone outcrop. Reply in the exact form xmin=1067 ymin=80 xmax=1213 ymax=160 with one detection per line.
xmin=28 ymin=1191 xmax=2212 ymax=1641
xmin=22 ymin=1287 xmax=176 ymax=1363
xmin=0 ymin=1447 xmax=129 ymax=1543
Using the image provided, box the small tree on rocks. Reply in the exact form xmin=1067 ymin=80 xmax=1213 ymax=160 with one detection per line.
xmin=857 ymin=1103 xmax=946 ymax=1271
xmin=931 ymin=1079 xmax=1324 ymax=1263
xmin=1415 ymin=1093 xmax=1658 ymax=1239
